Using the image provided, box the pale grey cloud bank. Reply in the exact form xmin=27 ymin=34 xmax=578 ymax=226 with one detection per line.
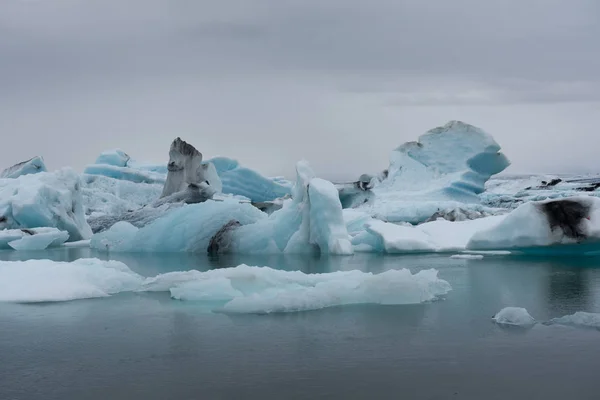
xmin=1 ymin=0 xmax=599 ymax=179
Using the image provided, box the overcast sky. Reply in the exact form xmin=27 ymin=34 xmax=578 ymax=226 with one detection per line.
xmin=1 ymin=0 xmax=599 ymax=180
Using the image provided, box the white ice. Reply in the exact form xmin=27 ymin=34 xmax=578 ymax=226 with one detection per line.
xmin=0 ymin=168 xmax=92 ymax=241
xmin=467 ymin=196 xmax=600 ymax=250
xmin=548 ymin=312 xmax=600 ymax=329
xmin=450 ymin=254 xmax=484 ymax=260
xmin=0 ymin=258 xmax=142 ymax=303
xmin=141 ymin=264 xmax=451 ymax=313
xmin=0 ymin=258 xmax=451 ymax=313
xmin=493 ymin=307 xmax=536 ymax=326
xmin=0 ymin=227 xmax=68 ymax=250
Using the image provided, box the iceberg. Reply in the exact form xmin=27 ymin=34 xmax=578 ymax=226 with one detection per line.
xmin=467 ymin=197 xmax=600 ymax=251
xmin=91 ymin=199 xmax=267 ymax=252
xmin=0 ymin=156 xmax=47 ymax=179
xmin=0 ymin=258 xmax=451 ymax=312
xmin=84 ymin=148 xmax=167 ymax=184
xmin=91 ymin=161 xmax=353 ymax=255
xmin=493 ymin=307 xmax=536 ymax=326
xmin=0 ymin=169 xmax=92 ymax=241
xmin=210 ymin=156 xmax=292 ymax=202
xmin=0 ymin=227 xmax=69 ymax=250
xmin=357 ymin=121 xmax=510 ymax=223
xmin=548 ymin=312 xmax=600 ymax=329
xmin=228 ymin=161 xmax=353 ymax=255
xmin=0 ymin=258 xmax=142 ymax=303
xmin=141 ymin=265 xmax=452 ymax=313
xmin=350 ymin=212 xmax=503 ymax=254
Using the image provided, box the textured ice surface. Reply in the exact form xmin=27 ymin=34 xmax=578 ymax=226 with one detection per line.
xmin=141 ymin=264 xmax=451 ymax=313
xmin=0 ymin=169 xmax=92 ymax=241
xmin=362 ymin=220 xmax=436 ymax=253
xmin=91 ymin=200 xmax=267 ymax=252
xmin=351 ymin=214 xmax=503 ymax=254
xmin=210 ymin=157 xmax=292 ymax=202
xmin=0 ymin=259 xmax=451 ymax=312
xmin=95 ymin=149 xmax=130 ymax=167
xmin=81 ymin=174 xmax=163 ymax=218
xmin=549 ymin=312 xmax=600 ymax=329
xmin=90 ymin=161 xmax=352 ymax=255
xmin=0 ymin=227 xmax=68 ymax=249
xmin=84 ymin=164 xmax=166 ymax=185
xmin=84 ymin=149 xmax=166 ymax=184
xmin=482 ymin=174 xmax=600 ymax=210
xmin=0 ymin=156 xmax=47 ymax=179
xmin=467 ymin=197 xmax=600 ymax=251
xmin=0 ymin=258 xmax=142 ymax=303
xmin=358 ymin=121 xmax=509 ymax=223
xmin=8 ymin=229 xmax=69 ymax=250
xmin=493 ymin=307 xmax=535 ymax=326
xmin=231 ymin=161 xmax=353 ymax=255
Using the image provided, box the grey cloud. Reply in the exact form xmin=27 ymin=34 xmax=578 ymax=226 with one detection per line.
xmin=0 ymin=0 xmax=599 ymax=178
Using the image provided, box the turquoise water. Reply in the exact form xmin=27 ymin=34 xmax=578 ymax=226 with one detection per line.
xmin=2 ymin=249 xmax=600 ymax=399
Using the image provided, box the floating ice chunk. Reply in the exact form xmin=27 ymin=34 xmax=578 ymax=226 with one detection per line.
xmin=8 ymin=229 xmax=69 ymax=250
xmin=0 ymin=227 xmax=67 ymax=249
xmin=364 ymin=220 xmax=436 ymax=253
xmin=0 ymin=168 xmax=92 ymax=241
xmin=461 ymin=250 xmax=511 ymax=256
xmin=359 ymin=121 xmax=510 ymax=223
xmin=94 ymin=149 xmax=130 ymax=167
xmin=493 ymin=307 xmax=535 ymax=326
xmin=141 ymin=265 xmax=451 ymax=313
xmin=0 ymin=258 xmax=142 ymax=303
xmin=467 ymin=197 xmax=600 ymax=250
xmin=548 ymin=312 xmax=600 ymax=329
xmin=450 ymin=254 xmax=484 ymax=259
xmin=209 ymin=156 xmax=292 ymax=202
xmin=0 ymin=156 xmax=47 ymax=179
xmin=63 ymin=239 xmax=91 ymax=248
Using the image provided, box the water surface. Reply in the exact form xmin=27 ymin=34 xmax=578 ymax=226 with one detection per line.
xmin=2 ymin=249 xmax=600 ymax=399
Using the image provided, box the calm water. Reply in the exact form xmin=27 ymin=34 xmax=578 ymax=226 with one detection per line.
xmin=2 ymin=249 xmax=600 ymax=399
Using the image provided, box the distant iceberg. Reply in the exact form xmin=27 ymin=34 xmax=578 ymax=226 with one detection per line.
xmin=0 ymin=156 xmax=47 ymax=179
xmin=356 ymin=121 xmax=510 ymax=223
xmin=0 ymin=168 xmax=92 ymax=241
xmin=84 ymin=149 xmax=166 ymax=185
xmin=209 ymin=156 xmax=292 ymax=202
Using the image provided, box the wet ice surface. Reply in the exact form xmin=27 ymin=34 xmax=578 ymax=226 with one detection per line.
xmin=2 ymin=248 xmax=600 ymax=400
